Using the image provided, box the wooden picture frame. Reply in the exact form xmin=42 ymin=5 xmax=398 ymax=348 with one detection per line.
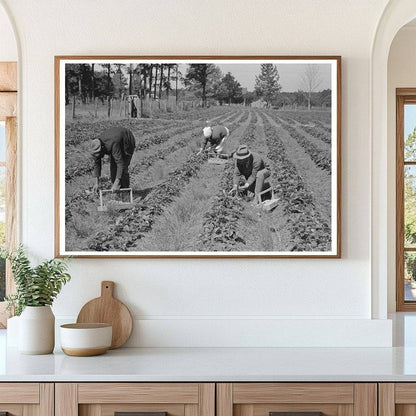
xmin=55 ymin=56 xmax=341 ymax=258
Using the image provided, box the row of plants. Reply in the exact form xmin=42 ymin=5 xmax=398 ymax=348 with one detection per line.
xmin=260 ymin=114 xmax=331 ymax=251
xmin=197 ymin=112 xmax=257 ymax=250
xmin=300 ymin=123 xmax=331 ymax=145
xmin=315 ymin=120 xmax=331 ymax=133
xmin=276 ymin=109 xmax=331 ymax=126
xmin=267 ymin=113 xmax=331 ymax=173
xmin=65 ymin=118 xmax=178 ymax=147
xmin=277 ymin=112 xmax=331 ymax=145
xmin=87 ymin=152 xmax=207 ymax=251
xmin=159 ymin=105 xmax=237 ymax=122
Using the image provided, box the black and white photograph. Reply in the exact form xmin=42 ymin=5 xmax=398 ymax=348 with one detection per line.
xmin=55 ymin=57 xmax=341 ymax=257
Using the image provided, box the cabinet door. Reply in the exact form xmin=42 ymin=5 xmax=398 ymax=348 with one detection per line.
xmin=379 ymin=383 xmax=416 ymax=416
xmin=0 ymin=383 xmax=53 ymax=416
xmin=217 ymin=383 xmax=377 ymax=416
xmin=56 ymin=383 xmax=215 ymax=416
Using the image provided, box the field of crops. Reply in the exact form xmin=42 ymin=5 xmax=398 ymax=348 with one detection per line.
xmin=64 ymin=106 xmax=333 ymax=253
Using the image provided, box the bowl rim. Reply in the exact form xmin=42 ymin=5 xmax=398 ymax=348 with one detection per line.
xmin=60 ymin=323 xmax=112 ymax=329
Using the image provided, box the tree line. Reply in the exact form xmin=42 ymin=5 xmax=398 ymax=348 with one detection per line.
xmin=65 ymin=63 xmax=180 ymax=105
xmin=65 ymin=62 xmax=330 ymax=110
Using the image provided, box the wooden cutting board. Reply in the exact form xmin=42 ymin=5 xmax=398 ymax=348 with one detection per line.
xmin=76 ymin=281 xmax=133 ymax=349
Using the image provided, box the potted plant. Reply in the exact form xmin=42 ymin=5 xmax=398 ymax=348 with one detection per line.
xmin=2 ymin=245 xmax=71 ymax=354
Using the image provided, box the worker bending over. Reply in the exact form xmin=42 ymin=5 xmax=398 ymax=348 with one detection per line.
xmin=197 ymin=124 xmax=230 ymax=155
xmin=90 ymin=126 xmax=136 ymax=193
xmin=230 ymin=144 xmax=270 ymax=202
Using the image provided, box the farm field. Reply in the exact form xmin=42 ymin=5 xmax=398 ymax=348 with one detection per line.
xmin=64 ymin=106 xmax=333 ymax=253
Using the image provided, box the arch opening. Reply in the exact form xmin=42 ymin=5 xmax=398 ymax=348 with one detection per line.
xmin=371 ymin=0 xmax=416 ymax=320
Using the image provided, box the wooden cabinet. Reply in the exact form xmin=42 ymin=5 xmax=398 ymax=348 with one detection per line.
xmin=0 ymin=381 xmax=385 ymax=416
xmin=378 ymin=383 xmax=416 ymax=416
xmin=0 ymin=383 xmax=53 ymax=416
xmin=55 ymin=383 xmax=215 ymax=416
xmin=217 ymin=383 xmax=377 ymax=416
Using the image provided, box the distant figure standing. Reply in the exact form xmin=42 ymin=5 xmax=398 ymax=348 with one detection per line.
xmin=90 ymin=127 xmax=136 ymax=192
xmin=230 ymin=144 xmax=270 ymax=201
xmin=197 ymin=124 xmax=230 ymax=155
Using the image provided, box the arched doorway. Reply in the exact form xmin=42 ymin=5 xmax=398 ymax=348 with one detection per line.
xmin=371 ymin=0 xmax=416 ymax=319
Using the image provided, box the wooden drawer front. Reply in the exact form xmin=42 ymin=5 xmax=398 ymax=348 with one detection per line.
xmin=218 ymin=384 xmax=376 ymax=416
xmin=78 ymin=383 xmax=200 ymax=404
xmin=233 ymin=384 xmax=354 ymax=404
xmin=0 ymin=383 xmax=39 ymax=404
xmin=0 ymin=384 xmax=53 ymax=416
xmin=57 ymin=383 xmax=215 ymax=416
xmin=395 ymin=384 xmax=416 ymax=404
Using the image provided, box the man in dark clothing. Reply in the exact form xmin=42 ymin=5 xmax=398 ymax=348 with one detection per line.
xmin=197 ymin=125 xmax=230 ymax=155
xmin=90 ymin=127 xmax=136 ymax=192
xmin=230 ymin=144 xmax=270 ymax=201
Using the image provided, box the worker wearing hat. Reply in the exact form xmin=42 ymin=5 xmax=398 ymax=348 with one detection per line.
xmin=230 ymin=144 xmax=270 ymax=201
xmin=197 ymin=123 xmax=230 ymax=155
xmin=90 ymin=126 xmax=136 ymax=193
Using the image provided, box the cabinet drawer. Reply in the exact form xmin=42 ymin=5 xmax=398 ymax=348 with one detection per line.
xmin=0 ymin=383 xmax=53 ymax=416
xmin=56 ymin=383 xmax=215 ymax=416
xmin=379 ymin=383 xmax=416 ymax=416
xmin=217 ymin=383 xmax=376 ymax=416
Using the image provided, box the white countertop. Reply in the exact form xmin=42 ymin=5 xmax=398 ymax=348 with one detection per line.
xmin=2 ymin=328 xmax=416 ymax=382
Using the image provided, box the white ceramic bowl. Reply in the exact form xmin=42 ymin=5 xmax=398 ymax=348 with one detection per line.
xmin=60 ymin=323 xmax=112 ymax=356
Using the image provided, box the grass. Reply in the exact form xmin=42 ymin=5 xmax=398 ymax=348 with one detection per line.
xmin=135 ymin=164 xmax=222 ymax=251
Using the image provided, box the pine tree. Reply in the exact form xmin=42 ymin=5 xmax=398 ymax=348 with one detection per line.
xmin=255 ymin=64 xmax=281 ymax=108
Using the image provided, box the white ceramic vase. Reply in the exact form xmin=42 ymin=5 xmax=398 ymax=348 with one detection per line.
xmin=19 ymin=306 xmax=55 ymax=354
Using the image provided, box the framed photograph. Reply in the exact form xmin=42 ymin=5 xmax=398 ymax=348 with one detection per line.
xmin=55 ymin=56 xmax=341 ymax=258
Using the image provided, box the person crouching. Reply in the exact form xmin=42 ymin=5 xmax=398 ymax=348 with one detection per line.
xmin=230 ymin=144 xmax=270 ymax=202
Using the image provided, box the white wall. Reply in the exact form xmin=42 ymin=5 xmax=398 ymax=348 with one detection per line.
xmin=387 ymin=25 xmax=416 ymax=312
xmin=0 ymin=3 xmax=17 ymax=61
xmin=0 ymin=0 xmax=393 ymax=346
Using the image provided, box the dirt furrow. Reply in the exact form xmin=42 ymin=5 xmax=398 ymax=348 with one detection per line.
xmin=259 ymin=112 xmax=331 ymax=252
xmin=233 ymin=111 xmax=292 ymax=251
xmin=193 ymin=111 xmax=254 ymax=251
xmin=263 ymin=112 xmax=331 ymax=225
xmin=274 ymin=114 xmax=331 ymax=150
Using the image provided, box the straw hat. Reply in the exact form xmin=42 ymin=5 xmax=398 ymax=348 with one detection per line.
xmin=90 ymin=139 xmax=102 ymax=157
xmin=233 ymin=144 xmax=252 ymax=160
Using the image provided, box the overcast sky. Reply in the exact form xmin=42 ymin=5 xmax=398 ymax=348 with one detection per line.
xmin=216 ymin=63 xmax=331 ymax=92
